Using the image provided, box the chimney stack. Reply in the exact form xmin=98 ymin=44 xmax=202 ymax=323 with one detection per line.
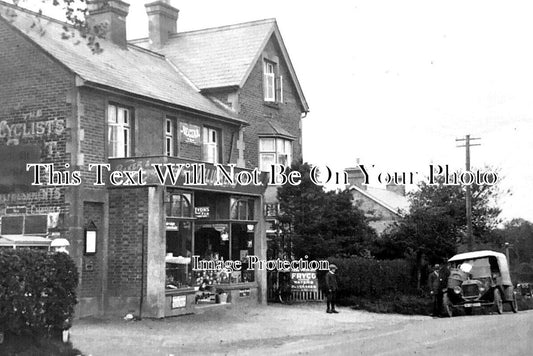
xmin=386 ymin=181 xmax=406 ymax=196
xmin=345 ymin=166 xmax=367 ymax=190
xmin=145 ymin=0 xmax=180 ymax=48
xmin=87 ymin=0 xmax=130 ymax=48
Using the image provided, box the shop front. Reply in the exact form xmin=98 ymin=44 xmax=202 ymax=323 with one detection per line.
xmin=108 ymin=156 xmax=268 ymax=318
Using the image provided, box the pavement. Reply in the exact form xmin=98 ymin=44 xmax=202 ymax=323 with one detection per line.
xmin=70 ymin=303 xmax=426 ymax=356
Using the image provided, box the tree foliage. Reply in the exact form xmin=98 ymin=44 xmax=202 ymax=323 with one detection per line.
xmin=277 ymin=160 xmax=377 ymax=260
xmin=10 ymin=0 xmax=107 ymax=53
xmin=376 ymin=171 xmax=504 ymax=262
xmin=496 ymin=218 xmax=533 ymax=265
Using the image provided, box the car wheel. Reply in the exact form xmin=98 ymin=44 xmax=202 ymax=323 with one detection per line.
xmin=442 ymin=293 xmax=453 ymax=317
xmin=510 ymin=293 xmax=518 ymax=313
xmin=465 ymin=307 xmax=473 ymax=315
xmin=494 ymin=289 xmax=503 ymax=314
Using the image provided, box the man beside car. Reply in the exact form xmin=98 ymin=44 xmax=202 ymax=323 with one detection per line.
xmin=428 ymin=264 xmax=441 ymax=316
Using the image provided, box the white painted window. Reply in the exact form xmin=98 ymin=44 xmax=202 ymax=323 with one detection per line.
xmin=108 ymin=104 xmax=131 ymax=158
xmin=259 ymin=137 xmax=293 ymax=172
xmin=263 ymin=61 xmax=275 ymax=102
xmin=202 ymin=127 xmax=219 ymax=164
xmin=166 ymin=118 xmax=174 ymax=156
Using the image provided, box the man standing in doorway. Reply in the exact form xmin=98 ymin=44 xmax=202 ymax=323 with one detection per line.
xmin=325 ymin=264 xmax=339 ymax=313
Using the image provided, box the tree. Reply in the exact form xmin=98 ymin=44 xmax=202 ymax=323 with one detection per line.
xmin=277 ymin=161 xmax=376 ymax=260
xmin=8 ymin=0 xmax=107 ymax=53
xmin=376 ymin=170 xmax=504 ymax=287
xmin=496 ymin=219 xmax=533 ymax=267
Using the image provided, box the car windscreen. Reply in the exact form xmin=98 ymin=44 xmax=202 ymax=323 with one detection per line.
xmin=458 ymin=258 xmax=491 ymax=278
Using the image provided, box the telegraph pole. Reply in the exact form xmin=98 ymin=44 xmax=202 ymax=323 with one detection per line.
xmin=456 ymin=135 xmax=481 ymax=251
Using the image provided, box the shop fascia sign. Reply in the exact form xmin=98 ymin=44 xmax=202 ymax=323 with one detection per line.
xmin=109 ymin=157 xmax=268 ymax=195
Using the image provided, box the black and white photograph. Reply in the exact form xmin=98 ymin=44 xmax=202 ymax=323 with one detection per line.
xmin=0 ymin=0 xmax=532 ymax=355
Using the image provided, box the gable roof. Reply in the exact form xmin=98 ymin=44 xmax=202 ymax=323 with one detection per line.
xmin=131 ymin=19 xmax=309 ymax=112
xmin=0 ymin=2 xmax=244 ymax=124
xmin=349 ymin=185 xmax=409 ymax=217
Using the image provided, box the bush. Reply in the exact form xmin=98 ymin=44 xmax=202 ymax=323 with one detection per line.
xmin=341 ymin=295 xmax=432 ymax=315
xmin=0 ymin=249 xmax=79 ymax=339
xmin=322 ymin=257 xmax=417 ymax=299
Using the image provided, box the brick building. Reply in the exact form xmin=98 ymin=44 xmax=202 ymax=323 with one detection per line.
xmin=0 ymin=0 xmax=308 ymax=318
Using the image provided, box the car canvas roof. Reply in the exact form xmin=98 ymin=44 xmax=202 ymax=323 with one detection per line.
xmin=449 ymin=250 xmax=512 ymax=285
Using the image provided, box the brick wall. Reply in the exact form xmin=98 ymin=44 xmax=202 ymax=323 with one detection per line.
xmin=238 ymin=35 xmax=303 ymax=169
xmin=0 ymin=16 xmax=73 ymax=224
xmin=81 ymin=202 xmax=104 ymax=297
xmin=108 ymin=187 xmax=148 ymax=297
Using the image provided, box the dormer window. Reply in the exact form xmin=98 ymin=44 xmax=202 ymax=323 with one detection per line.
xmin=263 ymin=60 xmax=283 ymax=103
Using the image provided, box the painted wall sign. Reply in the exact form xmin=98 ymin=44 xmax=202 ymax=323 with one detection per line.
xmin=290 ymin=271 xmax=319 ymax=292
xmin=171 ymin=295 xmax=187 ymax=309
xmin=179 ymin=123 xmax=201 ymax=146
xmin=0 ymin=145 xmax=41 ymax=193
xmin=0 ymin=187 xmax=62 ymax=203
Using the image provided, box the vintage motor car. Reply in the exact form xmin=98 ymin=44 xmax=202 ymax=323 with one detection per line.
xmin=442 ymin=250 xmax=518 ymax=316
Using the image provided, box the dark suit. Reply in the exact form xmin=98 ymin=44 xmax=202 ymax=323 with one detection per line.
xmin=325 ymin=271 xmax=338 ymax=312
xmin=428 ymin=271 xmax=440 ymax=315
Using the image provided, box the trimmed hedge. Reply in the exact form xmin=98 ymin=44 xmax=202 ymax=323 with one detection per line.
xmin=322 ymin=257 xmax=417 ymax=299
xmin=0 ymin=249 xmax=79 ymax=338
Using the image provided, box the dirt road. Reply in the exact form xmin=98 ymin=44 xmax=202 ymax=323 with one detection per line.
xmin=70 ymin=304 xmax=531 ymax=355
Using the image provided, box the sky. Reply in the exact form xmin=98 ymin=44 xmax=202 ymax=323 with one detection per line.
xmin=19 ymin=0 xmax=533 ymax=222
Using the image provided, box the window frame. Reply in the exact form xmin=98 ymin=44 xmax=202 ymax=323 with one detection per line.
xmin=202 ymin=126 xmax=220 ymax=164
xmin=165 ymin=116 xmax=175 ymax=157
xmin=108 ymin=103 xmax=132 ymax=158
xmin=263 ymin=60 xmax=276 ymax=102
xmin=259 ymin=137 xmax=293 ymax=172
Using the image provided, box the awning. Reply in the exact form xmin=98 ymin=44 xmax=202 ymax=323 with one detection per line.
xmin=0 ymin=235 xmax=52 ymax=248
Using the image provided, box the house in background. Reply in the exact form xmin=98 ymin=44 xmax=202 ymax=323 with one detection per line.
xmin=345 ymin=166 xmax=409 ymax=235
xmin=0 ymin=0 xmax=307 ymax=318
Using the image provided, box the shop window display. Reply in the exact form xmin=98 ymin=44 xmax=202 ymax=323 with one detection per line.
xmin=231 ymin=223 xmax=255 ymax=283
xmin=165 ymin=220 xmax=192 ymax=289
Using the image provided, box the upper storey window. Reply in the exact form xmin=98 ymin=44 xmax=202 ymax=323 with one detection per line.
xmin=202 ymin=127 xmax=220 ymax=164
xmin=259 ymin=138 xmax=292 ymax=172
xmin=263 ymin=60 xmax=283 ymax=103
xmin=108 ymin=104 xmax=131 ymax=158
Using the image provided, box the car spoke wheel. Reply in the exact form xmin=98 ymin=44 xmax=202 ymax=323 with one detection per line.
xmin=510 ymin=293 xmax=518 ymax=313
xmin=442 ymin=293 xmax=453 ymax=317
xmin=494 ymin=289 xmax=503 ymax=314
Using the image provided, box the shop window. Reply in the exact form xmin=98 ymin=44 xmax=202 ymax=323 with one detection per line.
xmin=0 ymin=215 xmax=47 ymax=235
xmin=230 ymin=198 xmax=255 ymax=221
xmin=165 ymin=117 xmax=175 ymax=156
xmin=231 ymin=223 xmax=255 ymax=283
xmin=263 ymin=60 xmax=283 ymax=103
xmin=166 ymin=221 xmax=193 ymax=289
xmin=166 ymin=192 xmax=192 ymax=218
xmin=195 ymin=192 xmax=229 ymax=220
xmin=108 ymin=104 xmax=132 ymax=158
xmin=202 ymin=127 xmax=220 ymax=164
xmin=259 ymin=138 xmax=293 ymax=172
